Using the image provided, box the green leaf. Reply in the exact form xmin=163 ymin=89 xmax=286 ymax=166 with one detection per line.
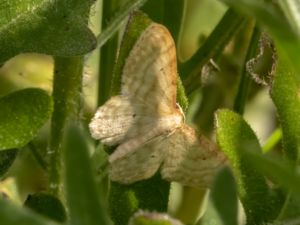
xmin=244 ymin=151 xmax=300 ymax=196
xmin=270 ymin=58 xmax=300 ymax=162
xmin=0 ymin=88 xmax=53 ymax=150
xmin=24 ymin=193 xmax=66 ymax=223
xmin=211 ymin=167 xmax=238 ymax=225
xmin=0 ymin=198 xmax=59 ymax=225
xmin=109 ymin=174 xmax=170 ymax=225
xmin=215 ymin=109 xmax=276 ymax=224
xmin=199 ymin=167 xmax=238 ymax=225
xmin=243 ymin=151 xmax=300 ymax=221
xmin=0 ymin=149 xmax=18 ymax=177
xmin=0 ymin=0 xmax=96 ymax=64
xmin=63 ymin=124 xmax=111 ymax=225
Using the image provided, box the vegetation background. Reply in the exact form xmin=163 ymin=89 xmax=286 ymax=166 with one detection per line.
xmin=1 ymin=0 xmax=300 ymax=225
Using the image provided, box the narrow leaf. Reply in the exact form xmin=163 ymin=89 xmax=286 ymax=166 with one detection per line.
xmin=211 ymin=167 xmax=238 ymax=225
xmin=64 ymin=124 xmax=111 ymax=225
xmin=215 ymin=109 xmax=276 ymax=224
xmin=270 ymin=58 xmax=300 ymax=162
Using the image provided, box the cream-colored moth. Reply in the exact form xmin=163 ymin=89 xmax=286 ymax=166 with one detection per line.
xmin=89 ymin=23 xmax=226 ymax=188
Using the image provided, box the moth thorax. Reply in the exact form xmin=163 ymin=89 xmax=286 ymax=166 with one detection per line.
xmin=160 ymin=111 xmax=183 ymax=132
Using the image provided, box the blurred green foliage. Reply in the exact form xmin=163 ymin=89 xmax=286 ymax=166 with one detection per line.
xmin=1 ymin=0 xmax=300 ymax=225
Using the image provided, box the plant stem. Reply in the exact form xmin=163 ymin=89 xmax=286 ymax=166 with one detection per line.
xmin=49 ymin=57 xmax=84 ymax=197
xmin=98 ymin=0 xmax=119 ymax=106
xmin=96 ymin=0 xmax=149 ymax=50
xmin=182 ymin=8 xmax=245 ymax=95
xmin=233 ymin=25 xmax=260 ymax=114
xmin=262 ymin=128 xmax=282 ymax=153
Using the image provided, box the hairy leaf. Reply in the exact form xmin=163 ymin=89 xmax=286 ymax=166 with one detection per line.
xmin=215 ymin=109 xmax=277 ymax=224
xmin=0 ymin=88 xmax=53 ymax=150
xmin=0 ymin=0 xmax=96 ymax=64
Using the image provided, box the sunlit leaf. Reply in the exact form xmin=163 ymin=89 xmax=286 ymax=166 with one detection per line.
xmin=0 ymin=0 xmax=96 ymax=64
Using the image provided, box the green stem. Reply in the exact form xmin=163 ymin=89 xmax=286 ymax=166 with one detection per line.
xmin=96 ymin=0 xmax=148 ymax=49
xmin=98 ymin=0 xmax=120 ymax=106
xmin=49 ymin=57 xmax=84 ymax=197
xmin=233 ymin=25 xmax=260 ymax=114
xmin=262 ymin=128 xmax=282 ymax=153
xmin=182 ymin=8 xmax=245 ymax=95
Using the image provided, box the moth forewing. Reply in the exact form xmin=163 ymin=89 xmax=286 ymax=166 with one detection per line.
xmin=161 ymin=125 xmax=227 ymax=188
xmin=89 ymin=22 xmax=226 ymax=187
xmin=121 ymin=23 xmax=178 ymax=116
xmin=109 ymin=135 xmax=166 ymax=184
xmin=108 ymin=109 xmax=183 ymax=163
xmin=89 ymin=96 xmax=135 ymax=146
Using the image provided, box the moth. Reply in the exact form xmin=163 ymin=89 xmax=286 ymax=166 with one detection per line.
xmin=89 ymin=22 xmax=226 ymax=188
